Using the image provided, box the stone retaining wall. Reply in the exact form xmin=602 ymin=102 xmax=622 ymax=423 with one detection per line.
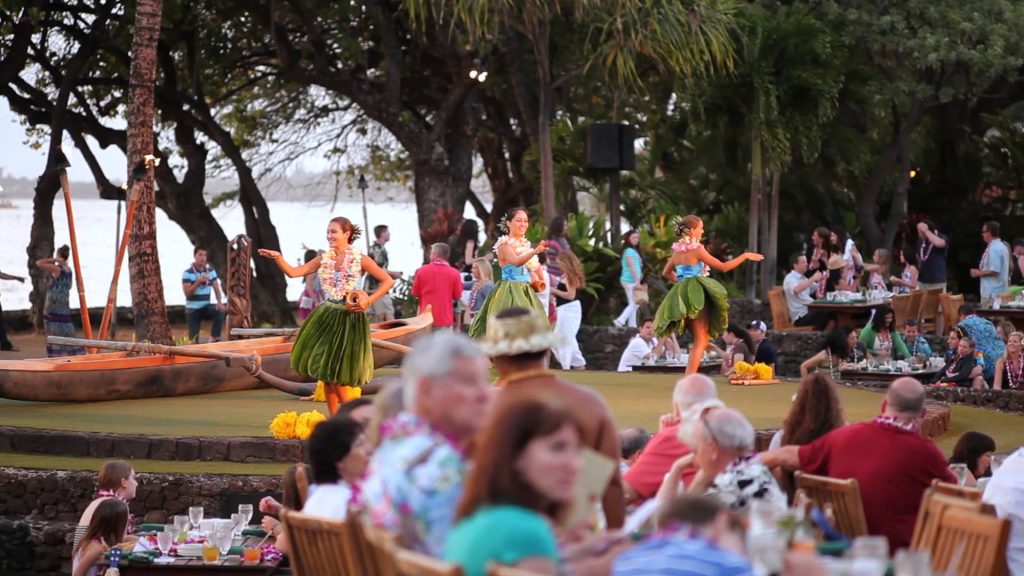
xmin=0 ymin=426 xmax=305 ymax=463
xmin=0 ymin=467 xmax=280 ymax=576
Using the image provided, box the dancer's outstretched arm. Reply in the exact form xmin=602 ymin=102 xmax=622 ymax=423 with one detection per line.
xmin=697 ymin=246 xmax=763 ymax=273
xmin=258 ymin=249 xmax=321 ymax=278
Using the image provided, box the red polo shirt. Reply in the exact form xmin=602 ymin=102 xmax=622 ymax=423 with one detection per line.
xmin=623 ymin=424 xmax=696 ymax=501
xmin=798 ymin=420 xmax=957 ymax=551
xmin=411 ymin=259 xmax=463 ymax=327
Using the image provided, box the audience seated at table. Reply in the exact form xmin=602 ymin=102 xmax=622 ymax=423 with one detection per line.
xmin=709 ymin=323 xmax=755 ymax=376
xmin=800 ymin=327 xmax=866 ymax=378
xmin=890 ymin=248 xmax=919 ymax=293
xmin=949 ymin=431 xmax=996 ymax=485
xmin=901 ymin=319 xmax=931 ymax=358
xmin=858 ymin=305 xmax=910 ymax=361
xmin=997 ymin=321 xmax=1017 ymax=345
xmin=73 ymin=498 xmax=130 ymax=576
xmin=760 ymin=377 xmax=957 ymax=551
xmin=623 ymin=375 xmax=723 ymax=505
xmin=335 ymin=396 xmax=374 ymax=427
xmin=617 ymin=319 xmax=667 ymax=372
xmin=783 ymin=252 xmax=833 ymax=331
xmin=613 ymin=495 xmax=751 ymax=576
xmin=366 ymin=376 xmax=404 ymax=448
xmin=75 ymin=460 xmax=138 ymax=550
xmin=994 ymin=331 xmax=1024 ymax=390
xmin=957 ymin=302 xmax=1005 ymax=381
xmin=982 ymin=447 xmax=1024 ymax=575
xmin=934 ymin=333 xmax=986 ymax=389
xmin=657 ymin=407 xmax=786 ymax=513
xmin=746 ymin=320 xmax=778 ymax=368
xmin=260 ymin=463 xmax=312 ymax=541
xmin=618 ymin=426 xmax=651 ymax=473
xmin=769 ymin=373 xmax=845 ymax=452
xmin=362 ymin=331 xmax=491 ymax=556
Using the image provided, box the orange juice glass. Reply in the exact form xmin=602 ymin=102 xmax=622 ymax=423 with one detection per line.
xmin=202 ymin=542 xmax=220 ymax=563
xmin=242 ymin=547 xmax=261 ymax=562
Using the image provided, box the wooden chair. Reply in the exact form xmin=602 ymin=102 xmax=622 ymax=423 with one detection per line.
xmin=793 ymin=472 xmax=868 ymax=538
xmin=918 ymin=288 xmax=942 ymax=333
xmin=356 ymin=520 xmax=400 ymax=576
xmin=891 ymin=293 xmax=913 ymax=326
xmin=394 ymin=548 xmax=464 ymax=576
xmin=939 ymin=293 xmax=964 ymax=337
xmin=906 ymin=289 xmax=925 ymax=324
xmin=768 ymin=287 xmax=812 ymax=332
xmin=911 ymin=488 xmax=992 ymax=551
xmin=930 ymin=479 xmax=983 ymax=502
xmin=927 ymin=506 xmax=1010 ymax=576
xmin=281 ymin=509 xmax=364 ymax=576
xmin=487 ymin=563 xmax=548 ymax=576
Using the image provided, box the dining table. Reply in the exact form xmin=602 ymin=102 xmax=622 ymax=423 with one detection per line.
xmin=102 ymin=534 xmax=279 ymax=576
xmin=630 ymin=359 xmax=723 ymax=375
xmin=838 ymin=366 xmax=941 ymax=383
xmin=806 ymin=298 xmax=889 ymax=329
xmin=975 ymin=305 xmax=1024 ymax=330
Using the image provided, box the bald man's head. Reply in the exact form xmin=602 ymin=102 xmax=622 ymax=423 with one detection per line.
xmin=672 ymin=374 xmax=718 ymax=414
xmin=885 ymin=377 xmax=926 ymax=417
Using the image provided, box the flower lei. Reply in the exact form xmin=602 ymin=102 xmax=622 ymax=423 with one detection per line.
xmin=873 ymin=414 xmax=920 ymax=433
xmin=671 ymin=237 xmax=710 ymax=277
xmin=494 ymin=235 xmax=540 ymax=271
xmin=918 ymin=230 xmax=938 ymax=263
xmin=319 ymin=247 xmax=362 ymax=300
xmin=1007 ymin=353 xmax=1024 ymax=390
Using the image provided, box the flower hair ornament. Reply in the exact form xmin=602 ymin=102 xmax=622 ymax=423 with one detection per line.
xmin=496 ymin=214 xmax=510 ymax=235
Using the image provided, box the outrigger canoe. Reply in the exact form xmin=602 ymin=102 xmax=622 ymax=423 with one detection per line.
xmin=0 ymin=311 xmax=433 ymax=403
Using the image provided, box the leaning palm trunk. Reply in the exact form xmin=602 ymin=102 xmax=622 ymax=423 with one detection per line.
xmin=126 ymin=0 xmax=172 ymax=344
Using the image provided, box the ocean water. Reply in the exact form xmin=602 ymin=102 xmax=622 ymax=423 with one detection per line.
xmin=0 ymin=197 xmax=475 ymax=311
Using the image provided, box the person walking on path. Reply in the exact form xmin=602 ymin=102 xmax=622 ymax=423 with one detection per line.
xmin=35 ymin=245 xmax=85 ymax=357
xmin=614 ymin=229 xmax=644 ymax=328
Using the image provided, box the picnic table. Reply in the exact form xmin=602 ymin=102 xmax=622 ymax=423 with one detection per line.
xmin=630 ymin=359 xmax=723 ymax=375
xmin=806 ymin=299 xmax=890 ymax=329
xmin=975 ymin=306 xmax=1024 ymax=330
xmin=102 ymin=534 xmax=279 ymax=576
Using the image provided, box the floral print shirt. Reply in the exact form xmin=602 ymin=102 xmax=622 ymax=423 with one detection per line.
xmin=958 ymin=315 xmax=1005 ymax=380
xmin=705 ymin=453 xmax=787 ymax=512
xmin=361 ymin=411 xmax=467 ymax=556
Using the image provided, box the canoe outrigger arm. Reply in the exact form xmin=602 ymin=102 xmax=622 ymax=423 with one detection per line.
xmin=46 ymin=336 xmax=413 ymax=398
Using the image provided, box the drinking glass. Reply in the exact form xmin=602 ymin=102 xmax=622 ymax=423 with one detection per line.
xmin=173 ymin=514 xmax=190 ymax=543
xmin=216 ymin=526 xmax=233 ymax=556
xmin=188 ymin=506 xmax=204 ymax=532
xmin=894 ymin=549 xmax=932 ymax=576
xmin=747 ymin=530 xmax=786 ymax=575
xmin=156 ymin=526 xmax=175 ymax=563
xmin=230 ymin=513 xmax=246 ymax=537
xmin=238 ymin=503 xmax=254 ymax=526
xmin=851 ymin=536 xmax=889 ymax=576
xmin=202 ymin=542 xmax=220 ymax=564
xmin=950 ymin=463 xmax=969 ymax=486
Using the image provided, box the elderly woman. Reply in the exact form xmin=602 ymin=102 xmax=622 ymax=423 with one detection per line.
xmin=656 ymin=407 xmax=786 ymax=512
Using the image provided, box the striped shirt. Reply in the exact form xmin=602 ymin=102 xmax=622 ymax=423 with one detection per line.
xmin=614 ymin=534 xmax=754 ymax=576
xmin=182 ymin=265 xmax=218 ymax=309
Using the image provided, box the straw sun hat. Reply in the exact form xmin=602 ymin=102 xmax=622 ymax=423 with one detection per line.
xmin=827 ymin=254 xmax=848 ymax=271
xmin=479 ymin=310 xmax=565 ymax=357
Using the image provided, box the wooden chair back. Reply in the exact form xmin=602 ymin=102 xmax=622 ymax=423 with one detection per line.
xmin=927 ymin=506 xmax=1010 ymax=576
xmin=793 ymin=471 xmax=868 ymax=538
xmin=930 ymin=479 xmax=983 ymax=501
xmin=487 ymin=563 xmax=548 ymax=576
xmin=910 ymin=488 xmax=992 ymax=551
xmin=918 ymin=288 xmax=942 ymax=333
xmin=891 ymin=293 xmax=913 ymax=327
xmin=906 ymin=289 xmax=925 ymax=323
xmin=768 ymin=287 xmax=812 ymax=332
xmin=355 ymin=520 xmax=400 ymax=576
xmin=394 ymin=548 xmax=464 ymax=576
xmin=940 ymin=293 xmax=964 ymax=336
xmin=281 ymin=509 xmax=363 ymax=576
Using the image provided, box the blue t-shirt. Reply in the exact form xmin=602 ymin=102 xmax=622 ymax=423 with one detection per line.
xmin=621 ymin=247 xmax=642 ymax=283
xmin=614 ymin=534 xmax=754 ymax=576
xmin=182 ymin=265 xmax=218 ymax=309
xmin=443 ymin=505 xmax=558 ymax=576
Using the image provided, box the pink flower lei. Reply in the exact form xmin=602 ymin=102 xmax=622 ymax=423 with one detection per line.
xmin=494 ymin=235 xmax=540 ymax=271
xmin=319 ymin=247 xmax=362 ymax=300
xmin=672 ymin=237 xmax=702 ymax=254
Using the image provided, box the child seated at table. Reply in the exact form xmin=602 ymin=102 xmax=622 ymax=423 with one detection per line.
xmin=73 ymin=499 xmax=129 ymax=576
xmin=901 ymin=319 xmax=932 ymax=359
xmin=934 ymin=333 xmax=986 ymax=389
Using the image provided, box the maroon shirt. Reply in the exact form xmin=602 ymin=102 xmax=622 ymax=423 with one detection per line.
xmin=411 ymin=259 xmax=463 ymax=327
xmin=798 ymin=420 xmax=957 ymax=551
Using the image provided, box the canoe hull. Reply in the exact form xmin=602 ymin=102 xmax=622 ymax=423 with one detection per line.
xmin=0 ymin=312 xmax=431 ymax=402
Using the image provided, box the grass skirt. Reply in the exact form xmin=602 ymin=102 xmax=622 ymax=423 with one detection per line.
xmin=469 ymin=279 xmax=547 ymax=338
xmin=654 ymin=276 xmax=729 ymax=339
xmin=291 ymin=301 xmax=373 ymax=387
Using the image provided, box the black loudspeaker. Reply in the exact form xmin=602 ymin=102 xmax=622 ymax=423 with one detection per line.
xmin=585 ymin=123 xmax=635 ymax=171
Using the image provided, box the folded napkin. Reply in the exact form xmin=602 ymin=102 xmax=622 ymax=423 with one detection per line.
xmin=241 ymin=527 xmax=267 ymax=537
xmin=136 ymin=523 xmax=164 ymax=533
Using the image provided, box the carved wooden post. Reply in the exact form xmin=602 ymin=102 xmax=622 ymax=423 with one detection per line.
xmin=226 ymin=235 xmax=253 ymax=339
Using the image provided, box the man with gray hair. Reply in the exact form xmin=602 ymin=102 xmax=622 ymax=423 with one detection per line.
xmin=623 ymin=374 xmax=724 ymax=504
xmin=657 ymin=407 xmax=785 ymax=512
xmin=760 ymin=377 xmax=956 ymax=550
xmin=412 ymin=242 xmax=464 ymax=329
xmin=361 ymin=331 xmax=490 ymax=556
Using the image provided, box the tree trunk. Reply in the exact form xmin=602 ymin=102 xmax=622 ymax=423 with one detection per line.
xmin=412 ymin=132 xmax=474 ymax=254
xmin=27 ymin=174 xmax=59 ymax=331
xmin=746 ymin=130 xmax=763 ymax=299
xmin=765 ymin=172 xmax=781 ymax=295
xmin=757 ymin=170 xmax=770 ymax=299
xmin=534 ymin=20 xmax=557 ymax=223
xmin=126 ymin=0 xmax=172 ymax=344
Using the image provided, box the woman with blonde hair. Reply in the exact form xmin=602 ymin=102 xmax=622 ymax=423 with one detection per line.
xmin=994 ymin=331 xmax=1024 ymax=390
xmin=551 ymin=250 xmax=586 ymax=370
xmin=463 ymin=258 xmax=495 ymax=327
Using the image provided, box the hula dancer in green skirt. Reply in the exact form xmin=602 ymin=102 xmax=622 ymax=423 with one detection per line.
xmin=259 ymin=217 xmax=394 ymax=415
xmin=656 ymin=215 xmax=763 ymax=375
xmin=469 ymin=208 xmax=548 ymax=339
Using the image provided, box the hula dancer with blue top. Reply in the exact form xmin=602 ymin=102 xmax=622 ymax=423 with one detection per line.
xmin=468 ymin=208 xmax=547 ymax=339
xmin=655 ymin=215 xmax=763 ymax=375
xmin=258 ymin=217 xmax=393 ymax=415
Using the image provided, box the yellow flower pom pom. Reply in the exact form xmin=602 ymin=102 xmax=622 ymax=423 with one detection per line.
xmin=269 ymin=411 xmax=299 ymax=439
xmin=295 ymin=410 xmax=327 ymax=440
xmin=311 ymin=381 xmax=326 ymax=402
xmin=754 ymin=363 xmax=774 ymax=380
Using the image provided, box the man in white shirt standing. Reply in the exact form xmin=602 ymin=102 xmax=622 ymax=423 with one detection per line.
xmin=983 ymin=448 xmax=1024 ymax=575
xmin=971 ymin=221 xmax=1009 ymax=307
xmin=783 ymin=253 xmax=833 ymax=331
xmin=617 ymin=319 xmax=666 ymax=371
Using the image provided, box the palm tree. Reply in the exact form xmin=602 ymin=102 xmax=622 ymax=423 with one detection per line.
xmin=126 ymin=0 xmax=173 ymax=344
